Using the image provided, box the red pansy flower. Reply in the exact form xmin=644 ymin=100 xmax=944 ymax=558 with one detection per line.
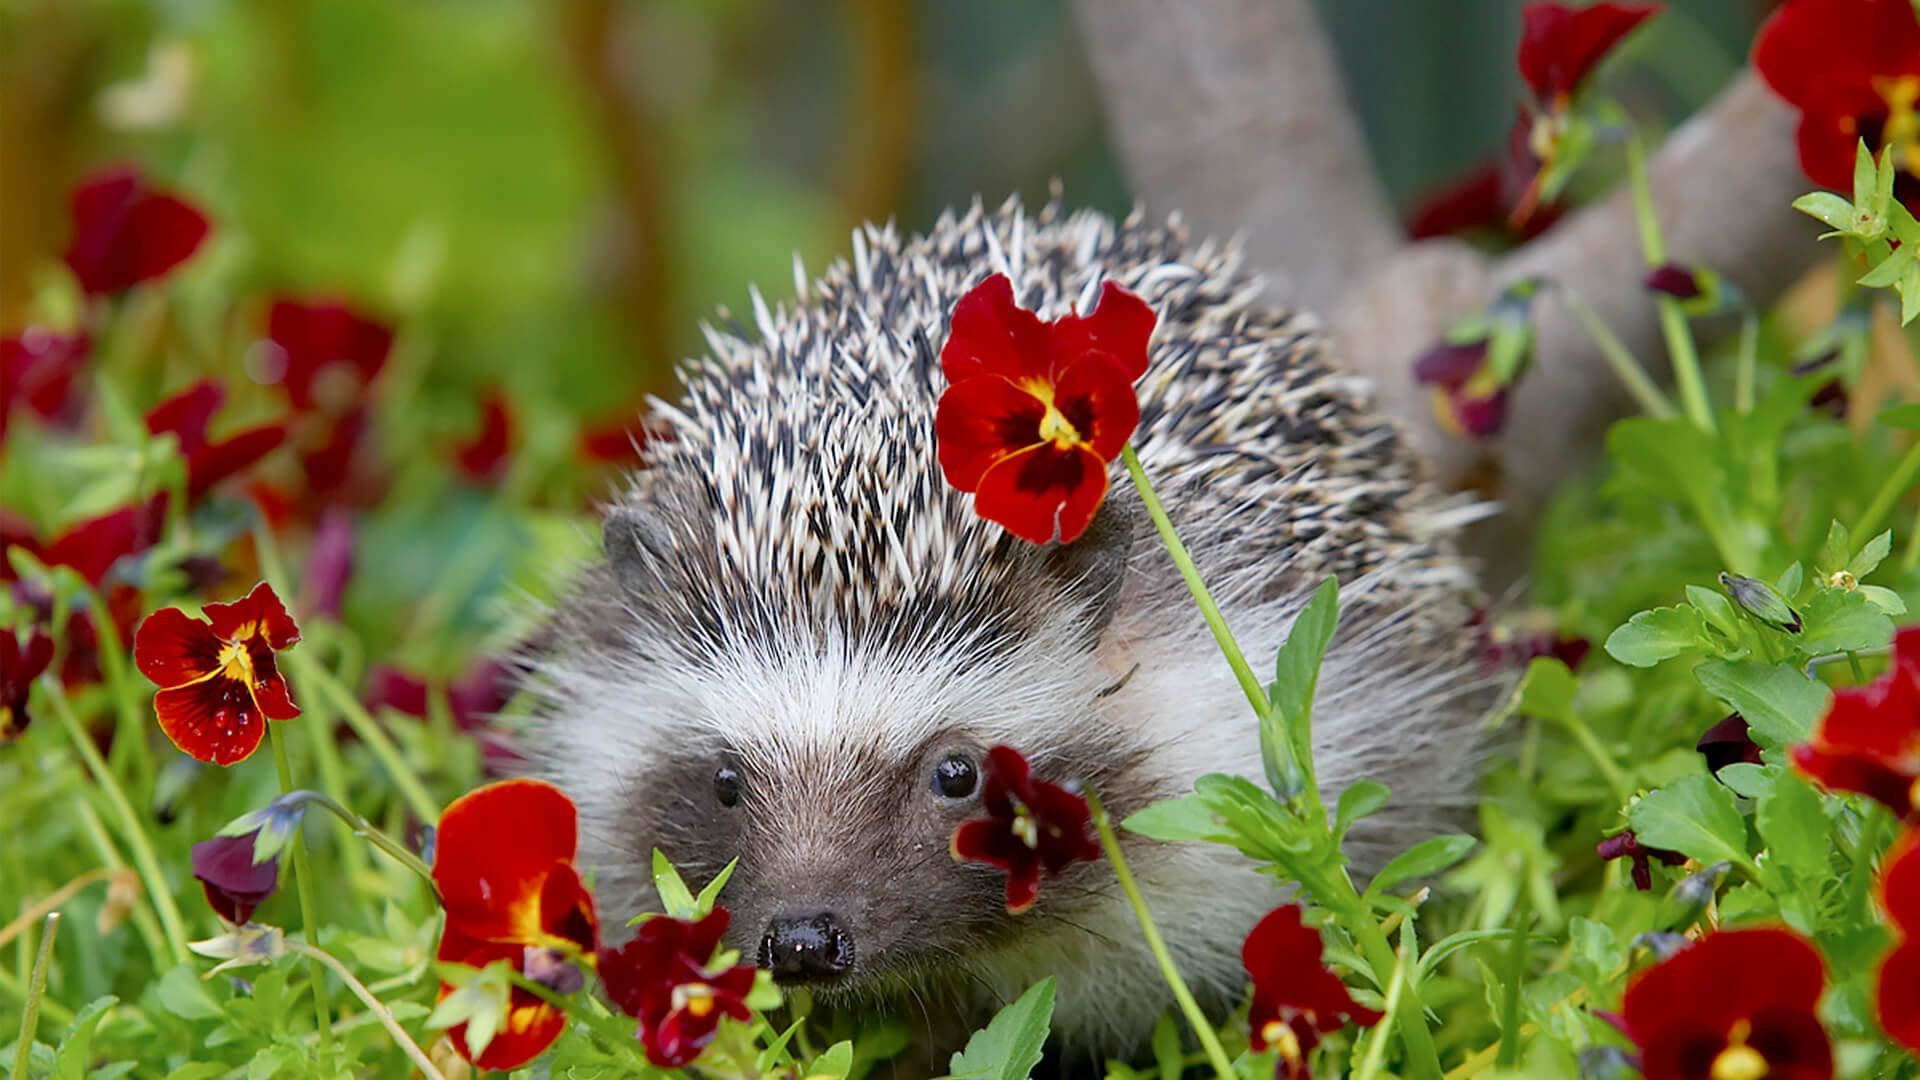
xmin=145 ymin=380 xmax=287 ymax=503
xmin=1 ymin=627 xmax=54 ymax=743
xmin=1407 ymin=114 xmax=1566 ymax=243
xmin=62 ymin=165 xmax=211 ymax=296
xmin=1792 ymin=626 xmax=1920 ymax=816
xmin=1619 ymin=926 xmax=1832 ymax=1080
xmin=454 ymin=388 xmax=514 ymax=483
xmin=1597 ymin=828 xmax=1688 ymax=891
xmin=1876 ymin=829 xmax=1920 ymax=1051
xmin=132 ymin=581 xmax=302 ymax=765
xmin=1753 ymin=0 xmax=1920 ymax=213
xmin=1414 ymin=340 xmax=1512 ymax=438
xmin=260 ymin=299 xmax=393 ymax=414
xmin=35 ymin=494 xmax=170 ymax=589
xmin=1242 ymin=905 xmax=1384 ymax=1080
xmin=1510 ymin=2 xmax=1662 ymax=225
xmin=950 ymin=745 xmax=1102 ymax=914
xmin=600 ymin=909 xmax=758 ymax=1067
xmin=191 ymin=832 xmax=280 ymax=925
xmin=433 ymin=779 xmax=599 ymax=1071
xmin=934 ymin=274 xmax=1155 ymax=545
xmin=2 ymin=328 xmax=92 ymax=442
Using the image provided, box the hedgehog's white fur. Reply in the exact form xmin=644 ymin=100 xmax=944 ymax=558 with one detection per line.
xmin=524 ymin=194 xmax=1491 ymax=1057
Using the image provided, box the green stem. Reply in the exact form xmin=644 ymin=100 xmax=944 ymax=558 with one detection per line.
xmin=270 ymin=726 xmax=335 ymax=1051
xmin=8 ymin=914 xmax=57 ymax=1080
xmin=1553 ymin=286 xmax=1676 ymax=419
xmin=1624 ymin=131 xmax=1715 ymax=433
xmin=1351 ymin=934 xmax=1411 ymax=1080
xmin=1735 ymin=313 xmax=1758 ymax=415
xmin=0 ymin=962 xmax=71 ymax=1029
xmin=69 ymin=793 xmax=169 ymax=970
xmin=288 ymin=653 xmax=441 ymax=825
xmin=1317 ymin=875 xmax=1442 ymax=1080
xmin=1905 ymin=500 xmax=1920 ymax=574
xmin=43 ymin=685 xmax=189 ymax=964
xmin=287 ymin=942 xmax=442 ymax=1079
xmin=506 ymin=971 xmax=653 ymax=1066
xmin=1085 ymin=788 xmax=1237 ymax=1080
xmin=1855 ymin=440 xmax=1920 ymax=543
xmin=301 ymin=793 xmax=439 ymax=895
xmin=86 ymin=586 xmax=155 ymax=803
xmin=1121 ymin=445 xmax=1268 ymax=717
xmin=1557 ymin=708 xmax=1634 ymax=807
xmin=1495 ymin=896 xmax=1530 ymax=1068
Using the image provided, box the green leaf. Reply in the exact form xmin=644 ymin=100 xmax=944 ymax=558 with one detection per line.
xmin=154 ymin=965 xmax=223 ymax=1021
xmin=810 ymin=1041 xmax=856 ymax=1080
xmin=1605 ymin=606 xmax=1707 ymax=667
xmin=1860 ymin=585 xmax=1908 ymax=615
xmin=1877 ymin=403 xmax=1920 ymax=430
xmin=694 ymin=858 xmax=738 ymax=916
xmin=1502 ymin=657 xmax=1576 ymax=722
xmin=1798 ymin=587 xmax=1896 ymax=656
xmin=1756 ymin=771 xmax=1830 ymax=884
xmin=1122 ymin=795 xmax=1228 ymax=845
xmin=1264 ymin=577 xmax=1340 ymax=797
xmin=52 ymin=997 xmax=118 ymax=1080
xmin=1849 ymin=530 xmax=1894 ymax=579
xmin=1334 ymin=779 xmax=1390 ymax=842
xmin=1627 ymin=775 xmax=1751 ymax=870
xmin=1792 ymin=192 xmax=1856 ymax=233
xmin=652 ymin=849 xmax=698 ymax=919
xmin=1858 ymin=243 xmax=1916 ymax=288
xmin=948 ymin=978 xmax=1055 ymax=1080
xmin=1775 ymin=562 xmax=1805 ymax=599
xmin=1693 ymin=661 xmax=1830 ymax=748
xmin=1366 ymin=834 xmax=1477 ymax=897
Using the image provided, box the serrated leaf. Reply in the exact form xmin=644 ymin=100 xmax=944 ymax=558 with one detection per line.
xmin=1627 ymin=775 xmax=1751 ymax=870
xmin=948 ymin=978 xmax=1055 ymax=1080
xmin=1861 ymin=585 xmax=1908 ymax=615
xmin=1798 ymin=587 xmax=1896 ymax=656
xmin=1756 ymin=771 xmax=1830 ymax=883
xmin=1367 ymin=834 xmax=1477 ymax=897
xmin=1605 ymin=606 xmax=1707 ymax=667
xmin=1693 ymin=661 xmax=1830 ymax=748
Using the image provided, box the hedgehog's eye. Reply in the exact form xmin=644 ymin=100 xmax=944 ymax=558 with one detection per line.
xmin=714 ymin=764 xmax=742 ymax=808
xmin=932 ymin=753 xmax=978 ymax=799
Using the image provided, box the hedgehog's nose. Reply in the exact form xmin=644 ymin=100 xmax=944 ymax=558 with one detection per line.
xmin=759 ymin=913 xmax=855 ymax=980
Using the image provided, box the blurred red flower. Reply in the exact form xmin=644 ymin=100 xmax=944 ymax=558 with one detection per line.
xmin=1413 ymin=340 xmax=1511 ymax=438
xmin=0 ymin=627 xmax=54 ymax=743
xmin=27 ymin=494 xmax=171 ymax=589
xmin=454 ymin=389 xmax=514 ymax=483
xmin=366 ymin=658 xmax=521 ymax=775
xmin=145 ymin=380 xmax=287 ymax=503
xmin=1 ymin=329 xmax=92 ymax=443
xmin=132 ymin=581 xmax=301 ymax=765
xmin=1876 ymin=830 xmax=1920 ymax=1052
xmin=1753 ymin=0 xmax=1920 ymax=213
xmin=1619 ymin=926 xmax=1832 ymax=1079
xmin=1407 ymin=116 xmax=1566 ymax=244
xmin=950 ymin=745 xmax=1102 ymax=914
xmin=600 ymin=909 xmax=757 ymax=1067
xmin=261 ymin=299 xmax=393 ymax=414
xmin=62 ymin=166 xmax=211 ymax=296
xmin=1518 ymin=2 xmax=1663 ymax=104
xmin=433 ymin=779 xmax=599 ymax=1071
xmin=934 ymin=273 xmax=1155 ymax=544
xmin=1792 ymin=626 xmax=1920 ymax=816
xmin=1242 ymin=905 xmax=1383 ymax=1080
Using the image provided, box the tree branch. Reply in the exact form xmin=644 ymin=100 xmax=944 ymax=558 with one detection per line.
xmin=1068 ymin=0 xmax=1401 ymax=314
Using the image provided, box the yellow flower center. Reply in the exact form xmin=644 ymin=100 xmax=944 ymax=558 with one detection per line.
xmin=1021 ymin=378 xmax=1083 ymax=449
xmin=1011 ymin=800 xmax=1040 ymax=850
xmin=216 ymin=641 xmax=256 ymax=686
xmin=1261 ymin=1020 xmax=1303 ymax=1065
xmin=1827 ymin=569 xmax=1858 ymax=591
xmin=672 ymin=982 xmax=717 ymax=1019
xmin=1710 ymin=1020 xmax=1769 ymax=1080
xmin=1878 ymin=75 xmax=1920 ymax=178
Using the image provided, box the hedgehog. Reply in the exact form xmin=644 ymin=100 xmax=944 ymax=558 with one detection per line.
xmin=523 ymin=194 xmax=1492 ymax=1063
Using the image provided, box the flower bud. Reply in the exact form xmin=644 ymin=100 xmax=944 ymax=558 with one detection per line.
xmin=1718 ymin=572 xmax=1802 ymax=633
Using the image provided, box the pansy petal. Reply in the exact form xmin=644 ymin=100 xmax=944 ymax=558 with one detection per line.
xmin=973 ymin=443 xmax=1108 ymax=545
xmin=1002 ymin=861 xmax=1041 ymax=914
xmin=1753 ymin=0 xmax=1910 ymax=111
xmin=1052 ymin=353 xmax=1142 ymax=462
xmin=941 ymin=275 xmax=1057 ymax=385
xmin=1051 ymin=281 xmax=1157 ymax=381
xmin=155 ymin=677 xmax=266 ymax=765
xmin=192 ymin=834 xmax=280 ymax=923
xmin=63 ymin=168 xmax=211 ymax=296
xmin=204 ymin=581 xmax=302 ymax=650
xmin=447 ymin=990 xmax=566 ymax=1072
xmin=433 ymin=780 xmax=578 ymax=944
xmin=935 ymin=376 xmax=1049 ymax=493
xmin=1881 ymin=831 xmax=1920 ymax=933
xmin=248 ymin=663 xmax=302 ymax=722
xmin=1791 ymin=743 xmax=1915 ymax=816
xmin=144 ymin=380 xmax=224 ymax=454
xmin=536 ymin=861 xmax=600 ymax=953
xmin=133 ymin=607 xmax=225 ymax=688
xmin=189 ymin=425 xmax=287 ymax=501
xmin=1878 ymin=940 xmax=1920 ymax=1052
xmin=1516 ymin=2 xmax=1662 ymax=101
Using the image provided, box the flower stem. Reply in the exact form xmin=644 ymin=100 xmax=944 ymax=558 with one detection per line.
xmin=270 ymin=725 xmax=335 ymax=1051
xmin=1120 ymin=444 xmax=1268 ymax=716
xmin=1854 ymin=439 xmax=1920 ymax=543
xmin=43 ymin=685 xmax=190 ymax=964
xmin=1312 ymin=871 xmax=1443 ymax=1079
xmin=8 ymin=914 xmax=58 ymax=1080
xmin=287 ymin=941 xmax=442 ymax=1079
xmin=300 ymin=792 xmax=440 ymax=896
xmin=1735 ymin=313 xmax=1758 ymax=415
xmin=1552 ymin=286 xmax=1676 ymax=419
xmin=1084 ymin=787 xmax=1237 ymax=1080
xmin=1624 ymin=131 xmax=1715 ymax=433
xmin=1557 ymin=708 xmax=1633 ymax=807
xmin=288 ymin=652 xmax=441 ymax=825
xmin=1351 ymin=933 xmax=1410 ymax=1080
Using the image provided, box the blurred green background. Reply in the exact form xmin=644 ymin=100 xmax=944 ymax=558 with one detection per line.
xmin=2 ymin=0 xmax=1770 ymax=409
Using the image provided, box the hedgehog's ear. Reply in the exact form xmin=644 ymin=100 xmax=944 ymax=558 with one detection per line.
xmin=603 ymin=505 xmax=676 ymax=591
xmin=1049 ymin=497 xmax=1134 ymax=644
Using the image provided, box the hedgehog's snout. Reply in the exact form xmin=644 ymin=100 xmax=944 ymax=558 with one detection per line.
xmin=759 ymin=912 xmax=856 ymax=982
